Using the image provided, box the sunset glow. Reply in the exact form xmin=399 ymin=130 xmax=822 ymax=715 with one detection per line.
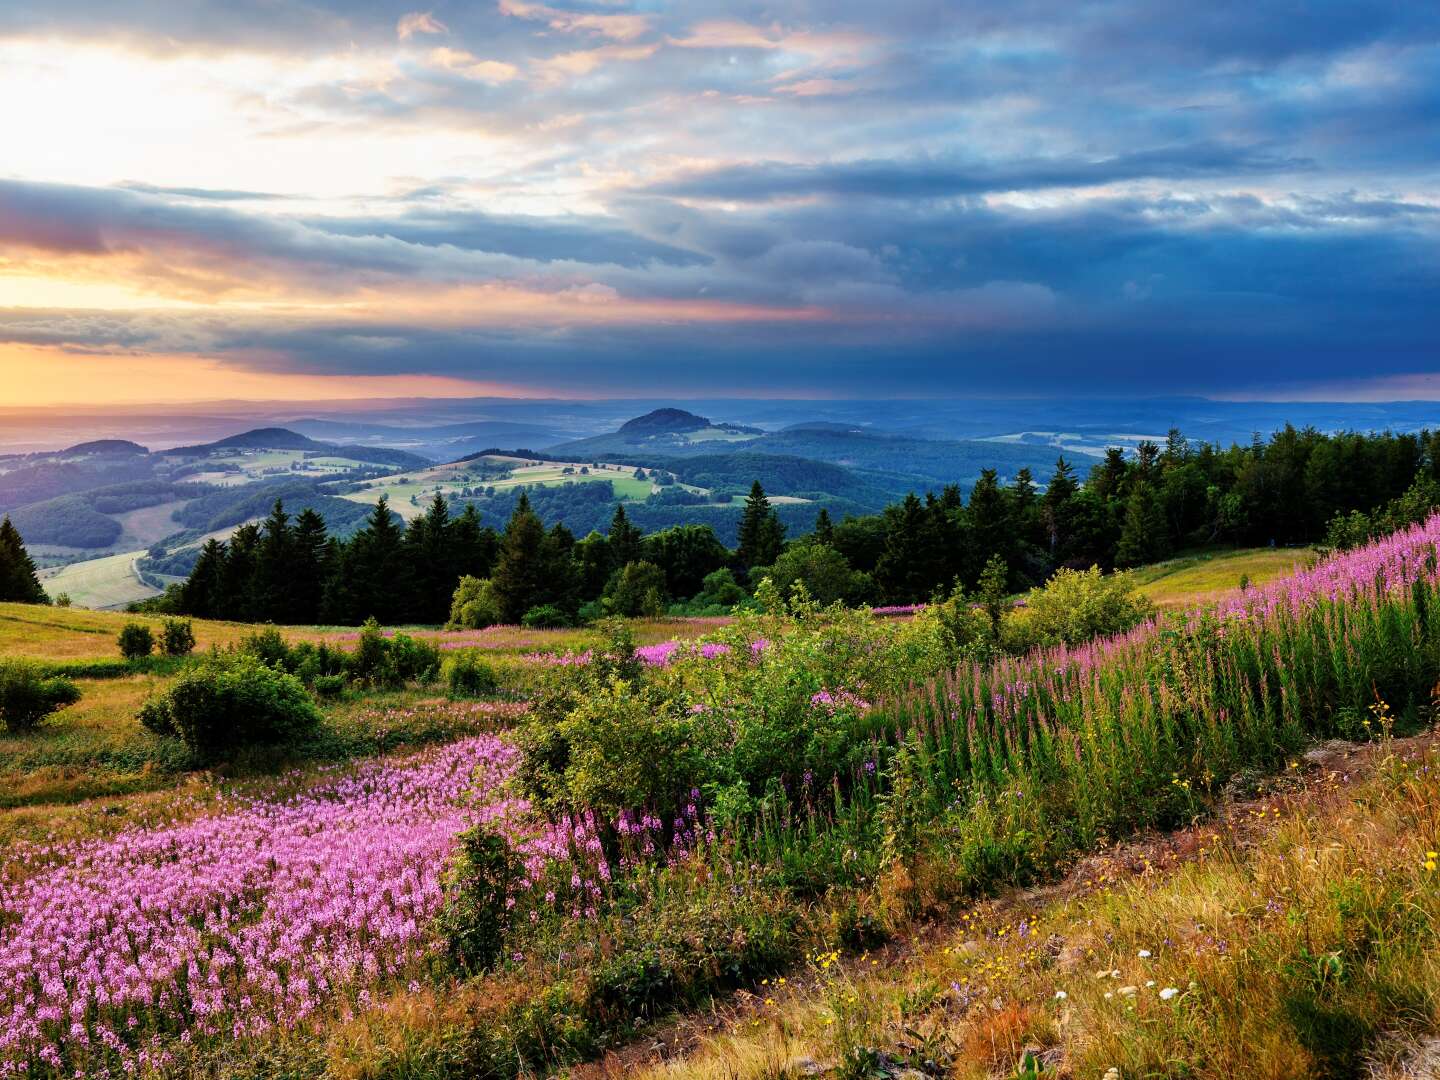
xmin=1 ymin=3 xmax=1437 ymax=402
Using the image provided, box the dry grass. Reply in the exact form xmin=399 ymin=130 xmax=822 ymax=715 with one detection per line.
xmin=624 ymin=735 xmax=1440 ymax=1080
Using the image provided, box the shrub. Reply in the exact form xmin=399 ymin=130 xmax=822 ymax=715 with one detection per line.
xmin=345 ymin=618 xmax=440 ymax=689
xmin=239 ymin=625 xmax=291 ymax=668
xmin=159 ymin=617 xmax=196 ymax=656
xmin=1010 ymin=565 xmax=1154 ymax=649
xmin=443 ymin=650 xmax=499 ymax=698
xmin=117 ymin=622 xmax=155 ymax=660
xmin=53 ymin=592 xmax=72 ymax=608
xmin=138 ymin=652 xmax=322 ymax=760
xmin=311 ymin=673 xmax=347 ymax=699
xmin=602 ymin=560 xmax=667 ymax=617
xmin=522 ymin=604 xmax=570 ymax=629
xmin=387 ymin=632 xmax=441 ymax=685
xmin=0 ymin=659 xmax=81 ymax=734
xmin=288 ymin=641 xmax=348 ymax=685
xmin=449 ymin=575 xmax=502 ymax=629
xmin=435 ymin=823 xmax=523 ymax=973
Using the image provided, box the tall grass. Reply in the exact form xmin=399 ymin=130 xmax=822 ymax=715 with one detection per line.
xmin=860 ymin=515 xmax=1440 ymax=894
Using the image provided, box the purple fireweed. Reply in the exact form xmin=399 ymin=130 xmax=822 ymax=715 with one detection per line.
xmin=0 ymin=737 xmax=558 ymax=1077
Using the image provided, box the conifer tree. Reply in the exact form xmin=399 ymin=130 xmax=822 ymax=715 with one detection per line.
xmin=607 ymin=504 xmax=643 ymax=569
xmin=347 ymin=496 xmax=407 ymax=624
xmin=1042 ymin=457 xmax=1079 ymax=557
xmin=0 ymin=517 xmax=47 ymax=604
xmin=179 ymin=538 xmax=226 ymax=618
xmin=291 ymin=508 xmax=330 ymax=624
xmin=1115 ymin=480 xmax=1170 ymax=568
xmin=491 ymin=494 xmax=549 ymax=623
xmin=736 ymin=481 xmax=785 ymax=568
xmin=254 ymin=500 xmax=295 ymax=623
xmin=812 ymin=507 xmax=835 ymax=545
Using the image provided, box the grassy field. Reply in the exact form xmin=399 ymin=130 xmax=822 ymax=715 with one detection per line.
xmin=626 ymin=735 xmax=1440 ymax=1080
xmin=1129 ymin=546 xmax=1316 ymax=607
xmin=0 ymin=603 xmax=728 ymax=817
xmin=37 ymin=550 xmax=156 ymax=609
xmin=340 ymin=457 xmax=679 ymax=518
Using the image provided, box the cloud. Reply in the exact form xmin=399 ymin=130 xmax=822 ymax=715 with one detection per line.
xmin=644 ymin=144 xmax=1317 ymax=202
xmin=498 ymin=0 xmax=651 ymax=43
xmin=1 ymin=0 xmax=1438 ymax=401
xmin=396 ymin=11 xmax=447 ymax=41
xmin=424 ymin=47 xmax=519 ymax=84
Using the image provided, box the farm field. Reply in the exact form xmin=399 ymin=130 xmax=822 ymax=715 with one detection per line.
xmin=339 ymin=455 xmax=690 ymax=518
xmin=36 ymin=550 xmax=154 ymax=609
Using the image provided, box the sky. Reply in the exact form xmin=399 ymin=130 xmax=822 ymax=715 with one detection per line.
xmin=0 ymin=1 xmax=1437 ymax=405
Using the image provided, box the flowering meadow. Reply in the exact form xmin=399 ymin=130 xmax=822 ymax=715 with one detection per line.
xmin=874 ymin=512 xmax=1440 ymax=886
xmin=0 ymin=737 xmax=549 ymax=1078
xmin=11 ymin=517 xmax=1440 ymax=1077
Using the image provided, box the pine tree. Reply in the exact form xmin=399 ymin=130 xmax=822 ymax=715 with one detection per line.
xmin=736 ymin=481 xmax=785 ymax=568
xmin=291 ymin=509 xmax=330 ymax=624
xmin=0 ymin=517 xmax=47 ymax=604
xmin=348 ymin=496 xmax=407 ymax=624
xmin=450 ymin=504 xmax=499 ymax=580
xmin=966 ymin=469 xmax=1011 ymax=583
xmin=1115 ymin=480 xmax=1170 ymax=568
xmin=874 ymin=493 xmax=928 ymax=602
xmin=254 ymin=500 xmax=295 ymax=623
xmin=408 ymin=493 xmax=455 ymax=623
xmin=491 ymin=493 xmax=549 ymax=623
xmin=217 ymin=523 xmax=261 ymax=621
xmin=607 ymin=504 xmax=643 ymax=569
xmin=812 ymin=507 xmax=835 ymax=545
xmin=1042 ymin=457 xmax=1079 ymax=558
xmin=179 ymin=538 xmax=227 ymax=618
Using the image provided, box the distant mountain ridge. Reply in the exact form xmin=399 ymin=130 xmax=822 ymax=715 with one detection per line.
xmin=618 ymin=408 xmax=761 ymax=437
xmin=167 ymin=427 xmax=327 ymax=454
xmin=61 ymin=439 xmax=149 ymax=456
xmin=166 ymin=428 xmax=432 ymax=469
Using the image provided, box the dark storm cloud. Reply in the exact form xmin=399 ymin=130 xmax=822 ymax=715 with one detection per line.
xmin=4 ymin=0 xmax=1439 ymax=398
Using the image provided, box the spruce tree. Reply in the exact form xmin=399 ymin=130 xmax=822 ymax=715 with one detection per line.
xmin=491 ymin=494 xmax=549 ymax=623
xmin=348 ymin=496 xmax=407 ymax=624
xmin=607 ymin=504 xmax=643 ymax=569
xmin=736 ymin=481 xmax=785 ymax=568
xmin=1115 ymin=480 xmax=1170 ymax=568
xmin=966 ymin=469 xmax=1011 ymax=582
xmin=1042 ymin=457 xmax=1079 ymax=558
xmin=291 ymin=509 xmax=330 ymax=624
xmin=254 ymin=500 xmax=294 ymax=623
xmin=0 ymin=517 xmax=47 ymax=604
xmin=812 ymin=507 xmax=835 ymax=545
xmin=179 ymin=538 xmax=226 ymax=618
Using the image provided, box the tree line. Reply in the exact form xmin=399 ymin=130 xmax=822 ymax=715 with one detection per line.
xmin=8 ymin=423 xmax=1440 ymax=622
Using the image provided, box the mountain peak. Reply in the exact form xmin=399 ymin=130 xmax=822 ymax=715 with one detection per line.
xmin=618 ymin=408 xmax=711 ymax=435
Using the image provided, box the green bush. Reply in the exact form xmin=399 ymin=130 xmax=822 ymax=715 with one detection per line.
xmin=1009 ymin=565 xmax=1155 ymax=649
xmin=288 ymin=640 xmax=348 ymax=685
xmin=443 ymin=649 xmax=499 ymax=698
xmin=602 ymin=560 xmax=667 ymax=617
xmin=522 ymin=677 xmax=718 ymax=825
xmin=239 ymin=625 xmax=291 ymax=668
xmin=137 ymin=652 xmax=322 ymax=760
xmin=117 ymin=622 xmax=155 ymax=660
xmin=0 ymin=659 xmax=81 ymax=733
xmin=159 ymin=617 xmax=196 ymax=656
xmin=522 ymin=604 xmax=570 ymax=629
xmin=311 ymin=673 xmax=347 ymax=698
xmin=448 ymin=575 xmax=502 ymax=629
xmin=436 ymin=823 xmax=523 ymax=973
xmin=344 ymin=618 xmax=440 ymax=689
